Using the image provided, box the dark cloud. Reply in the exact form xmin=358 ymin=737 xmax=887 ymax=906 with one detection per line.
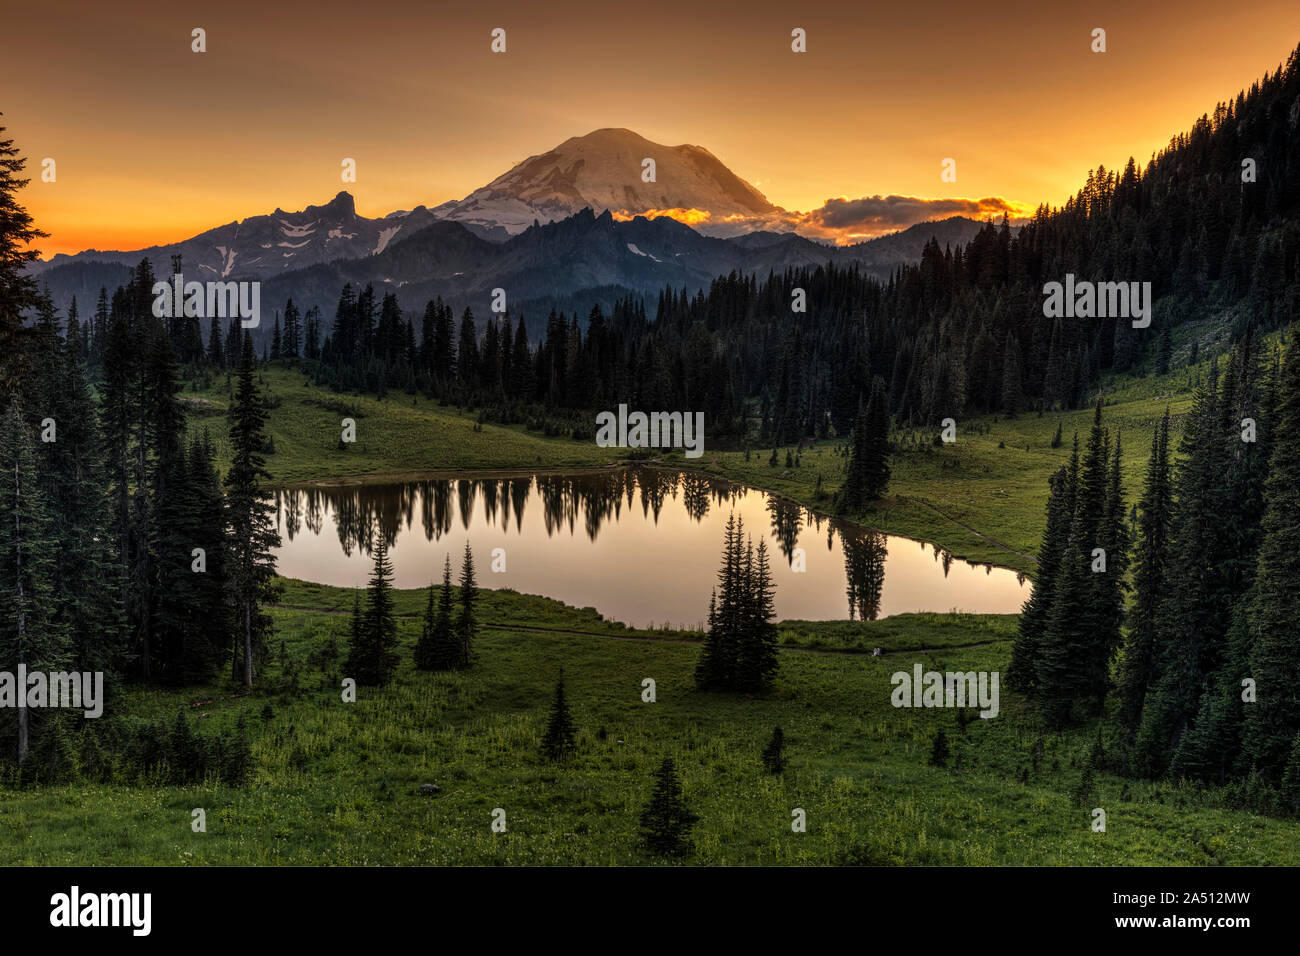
xmin=799 ymin=195 xmax=1030 ymax=235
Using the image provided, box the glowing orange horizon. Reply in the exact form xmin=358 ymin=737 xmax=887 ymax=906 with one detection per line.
xmin=9 ymin=0 xmax=1299 ymax=259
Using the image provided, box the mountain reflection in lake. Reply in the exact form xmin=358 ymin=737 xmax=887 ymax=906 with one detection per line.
xmin=273 ymin=470 xmax=1029 ymax=628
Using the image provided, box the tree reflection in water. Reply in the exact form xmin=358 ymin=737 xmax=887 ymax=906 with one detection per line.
xmin=272 ymin=468 xmax=1014 ymax=623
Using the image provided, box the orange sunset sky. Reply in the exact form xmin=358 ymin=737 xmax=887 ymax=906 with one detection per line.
xmin=6 ymin=0 xmax=1300 ymax=257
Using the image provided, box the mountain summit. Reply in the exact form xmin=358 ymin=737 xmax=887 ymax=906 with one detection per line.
xmin=435 ymin=128 xmax=777 ymax=237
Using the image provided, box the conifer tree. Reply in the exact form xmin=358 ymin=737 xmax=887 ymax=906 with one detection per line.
xmin=455 ymin=541 xmax=477 ymax=666
xmin=1075 ymin=399 xmax=1109 ymax=549
xmin=0 ymin=398 xmax=66 ymax=764
xmin=695 ymin=588 xmax=722 ymax=686
xmin=0 ymin=118 xmax=46 ymax=389
xmin=1084 ymin=430 xmax=1130 ymax=707
xmin=65 ymin=296 xmax=83 ymax=362
xmin=540 ymin=671 xmax=577 ymax=761
xmin=839 ymin=407 xmax=867 ymax=511
xmin=99 ymin=299 xmax=135 ymax=608
xmin=415 ymin=554 xmax=459 ymax=671
xmin=695 ymin=515 xmax=781 ymax=692
xmin=207 ymin=316 xmax=223 ymax=368
xmin=25 ymin=301 xmax=128 ymax=677
xmin=736 ymin=537 xmax=779 ymax=691
xmin=1174 ymin=336 xmax=1276 ymax=782
xmin=155 ymin=431 xmax=228 ymax=681
xmin=1116 ymin=410 xmax=1171 ymax=728
xmin=457 ymin=309 xmax=479 ymax=391
xmin=1170 ymin=603 xmax=1253 ymax=783
xmin=1001 ymin=331 xmax=1022 ymax=417
xmin=1035 ymin=519 xmax=1091 ymax=727
xmin=89 ymin=287 xmax=109 ymax=366
xmin=695 ymin=514 xmax=742 ymax=689
xmin=1008 ymin=465 xmax=1072 ymax=694
xmin=639 ymin=757 xmax=698 ymax=857
xmin=225 ymin=330 xmax=281 ymax=687
xmin=415 ymin=579 xmax=437 ymax=669
xmin=347 ymin=536 xmax=399 ymax=686
xmin=1133 ymin=367 xmax=1231 ymax=775
xmin=1280 ymin=731 xmax=1300 ymax=815
xmin=863 ymin=376 xmax=891 ymax=499
xmin=282 ymin=298 xmax=301 ymax=359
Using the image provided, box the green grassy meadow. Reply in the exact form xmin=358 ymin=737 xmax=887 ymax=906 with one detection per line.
xmin=2 ymin=579 xmax=1297 ymax=865
xmin=185 ymin=366 xmax=619 ymax=485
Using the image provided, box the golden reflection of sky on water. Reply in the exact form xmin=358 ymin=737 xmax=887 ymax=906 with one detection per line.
xmin=273 ymin=471 xmax=1029 ymax=629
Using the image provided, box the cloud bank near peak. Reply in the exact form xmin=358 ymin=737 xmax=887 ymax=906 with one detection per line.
xmin=646 ymin=194 xmax=1035 ymax=245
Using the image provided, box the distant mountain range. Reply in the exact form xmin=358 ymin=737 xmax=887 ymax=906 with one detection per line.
xmin=29 ymin=128 xmax=994 ymax=325
xmin=30 ymin=191 xmax=441 ymax=282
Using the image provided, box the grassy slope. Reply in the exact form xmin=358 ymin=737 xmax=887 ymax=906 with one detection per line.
xmin=2 ymin=580 xmax=1295 ymax=865
xmin=187 ymin=366 xmax=619 ymax=484
xmin=689 ymin=325 xmax=1278 ymax=572
xmin=690 ymin=388 xmax=1185 ymax=575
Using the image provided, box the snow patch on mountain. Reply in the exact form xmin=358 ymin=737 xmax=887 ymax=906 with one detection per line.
xmin=373 ymin=226 xmax=401 ymax=255
xmin=215 ymin=246 xmax=238 ymax=278
xmin=279 ymin=219 xmax=318 ymax=238
xmin=626 ymin=242 xmax=662 ymax=262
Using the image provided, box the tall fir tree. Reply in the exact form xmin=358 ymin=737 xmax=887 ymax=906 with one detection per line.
xmin=1116 ymin=410 xmax=1172 ymax=729
xmin=414 ymin=553 xmax=460 ymax=670
xmin=1083 ymin=430 xmax=1130 ymax=708
xmin=454 ymin=541 xmax=477 ymax=666
xmin=862 ymin=375 xmax=891 ymax=499
xmin=225 ymin=330 xmax=281 ymax=687
xmin=0 ymin=118 xmax=47 ymax=391
xmin=695 ymin=514 xmax=743 ymax=689
xmin=540 ymin=671 xmax=577 ymax=761
xmin=1008 ymin=464 xmax=1073 ymax=694
xmin=1035 ymin=510 xmax=1094 ymax=728
xmin=736 ymin=537 xmax=779 ymax=691
xmin=347 ymin=536 xmax=399 ymax=686
xmin=639 ymin=757 xmax=698 ymax=857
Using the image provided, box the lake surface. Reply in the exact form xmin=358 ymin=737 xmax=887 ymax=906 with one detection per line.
xmin=272 ymin=469 xmax=1029 ymax=628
